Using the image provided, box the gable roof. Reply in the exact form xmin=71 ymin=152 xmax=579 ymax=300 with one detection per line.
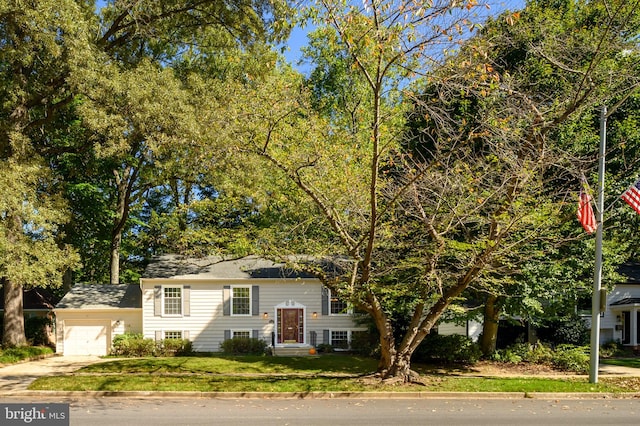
xmin=617 ymin=264 xmax=640 ymax=284
xmin=55 ymin=284 xmax=141 ymax=310
xmin=610 ymin=297 xmax=640 ymax=307
xmin=0 ymin=287 xmax=59 ymax=311
xmin=143 ymin=254 xmax=319 ymax=280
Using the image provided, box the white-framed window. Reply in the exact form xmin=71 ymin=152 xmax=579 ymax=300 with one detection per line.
xmin=231 ymin=286 xmax=251 ymax=316
xmin=329 ymin=291 xmax=350 ymax=315
xmin=231 ymin=330 xmax=251 ymax=339
xmin=330 ymin=330 xmax=349 ymax=349
xmin=164 ymin=331 xmax=182 ymax=340
xmin=329 ymin=330 xmax=366 ymax=350
xmin=163 ymin=286 xmax=182 ymax=316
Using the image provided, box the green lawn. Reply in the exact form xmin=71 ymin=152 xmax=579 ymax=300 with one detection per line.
xmin=0 ymin=346 xmax=53 ymax=365
xmin=77 ymin=354 xmax=378 ymax=375
xmin=601 ymin=358 xmax=640 ymax=369
xmin=28 ymin=355 xmax=640 ymax=394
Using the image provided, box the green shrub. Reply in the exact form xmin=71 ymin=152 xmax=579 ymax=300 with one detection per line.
xmin=25 ymin=316 xmax=53 ymax=347
xmin=156 ymin=339 xmax=193 ymax=357
xmin=525 ymin=343 xmax=555 ymax=364
xmin=599 ymin=340 xmax=632 ymax=358
xmin=491 ymin=348 xmax=522 ymax=363
xmin=220 ymin=337 xmax=266 ymax=355
xmin=413 ymin=334 xmax=481 ymax=364
xmin=0 ymin=346 xmax=54 ymax=364
xmin=492 ymin=342 xmax=589 ymax=374
xmin=316 ymin=343 xmax=334 ymax=353
xmin=111 ymin=333 xmax=156 ymax=357
xmin=537 ymin=316 xmax=590 ymax=346
xmin=349 ymin=330 xmax=379 ymax=356
xmin=112 ymin=333 xmax=195 ymax=357
xmin=492 ymin=342 xmax=555 ymax=364
xmin=551 ymin=344 xmax=589 ymax=374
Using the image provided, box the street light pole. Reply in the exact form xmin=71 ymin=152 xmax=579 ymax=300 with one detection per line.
xmin=589 ymin=105 xmax=607 ymax=384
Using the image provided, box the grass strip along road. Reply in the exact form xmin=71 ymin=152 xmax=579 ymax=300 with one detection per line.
xmin=28 ymin=355 xmax=640 ymax=394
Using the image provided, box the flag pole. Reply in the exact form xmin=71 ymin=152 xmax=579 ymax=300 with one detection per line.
xmin=589 ymin=105 xmax=606 ymax=384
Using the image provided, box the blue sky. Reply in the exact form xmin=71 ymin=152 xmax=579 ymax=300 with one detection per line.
xmin=281 ymin=0 xmax=527 ymax=71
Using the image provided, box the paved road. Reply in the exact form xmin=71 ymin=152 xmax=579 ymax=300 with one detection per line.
xmin=1 ymin=396 xmax=640 ymax=426
xmin=1 ymin=357 xmax=640 ymax=425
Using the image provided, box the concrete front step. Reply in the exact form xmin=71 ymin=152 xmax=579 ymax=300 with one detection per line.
xmin=272 ymin=346 xmax=316 ymax=357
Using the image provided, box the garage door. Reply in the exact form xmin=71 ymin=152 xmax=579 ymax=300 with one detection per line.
xmin=63 ymin=321 xmax=109 ymax=356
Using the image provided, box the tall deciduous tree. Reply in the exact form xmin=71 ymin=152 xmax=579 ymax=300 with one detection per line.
xmin=0 ymin=0 xmax=88 ymax=346
xmin=76 ymin=0 xmax=292 ymax=284
xmin=229 ymin=0 xmax=640 ymax=381
xmin=1 ymin=0 xmax=293 ymax=344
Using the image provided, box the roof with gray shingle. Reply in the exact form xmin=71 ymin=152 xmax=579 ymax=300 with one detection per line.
xmin=55 ymin=284 xmax=141 ymax=310
xmin=143 ymin=254 xmax=319 ymax=279
xmin=617 ymin=264 xmax=640 ymax=284
xmin=610 ymin=297 xmax=640 ymax=306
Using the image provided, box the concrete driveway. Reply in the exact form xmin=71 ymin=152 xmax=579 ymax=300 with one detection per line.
xmin=0 ymin=355 xmax=108 ymax=394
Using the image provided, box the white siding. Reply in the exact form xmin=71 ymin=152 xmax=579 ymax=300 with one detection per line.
xmin=602 ymin=284 xmax=640 ymax=344
xmin=608 ymin=284 xmax=640 ymax=302
xmin=141 ymin=279 xmax=360 ymax=352
xmin=437 ymin=320 xmax=482 ymax=342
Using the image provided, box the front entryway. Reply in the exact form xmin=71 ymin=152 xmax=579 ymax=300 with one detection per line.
xmin=278 ymin=308 xmax=304 ymax=344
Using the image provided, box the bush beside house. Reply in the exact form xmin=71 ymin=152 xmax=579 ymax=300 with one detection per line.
xmin=111 ymin=333 xmax=193 ymax=357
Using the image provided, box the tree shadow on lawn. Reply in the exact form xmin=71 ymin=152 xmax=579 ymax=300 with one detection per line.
xmin=205 ymin=353 xmax=379 ymax=375
xmin=82 ymin=354 xmax=379 ymax=376
xmin=82 ymin=357 xmax=194 ymax=374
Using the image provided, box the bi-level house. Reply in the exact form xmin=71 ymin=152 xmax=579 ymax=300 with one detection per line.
xmin=54 ymin=255 xmax=364 ymax=356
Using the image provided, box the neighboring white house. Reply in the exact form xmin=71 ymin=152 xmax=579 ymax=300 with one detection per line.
xmin=437 ymin=320 xmax=483 ymax=342
xmin=579 ymin=264 xmax=640 ymax=349
xmin=437 ymin=265 xmax=640 ymax=349
xmin=54 ymin=255 xmax=364 ymax=356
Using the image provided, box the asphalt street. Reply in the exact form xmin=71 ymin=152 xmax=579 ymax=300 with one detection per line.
xmin=2 ymin=396 xmax=640 ymax=426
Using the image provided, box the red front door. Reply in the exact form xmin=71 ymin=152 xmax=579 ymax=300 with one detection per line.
xmin=279 ymin=308 xmax=303 ymax=343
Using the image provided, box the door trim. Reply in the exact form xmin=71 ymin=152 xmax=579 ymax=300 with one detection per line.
xmin=274 ymin=301 xmax=307 ymax=346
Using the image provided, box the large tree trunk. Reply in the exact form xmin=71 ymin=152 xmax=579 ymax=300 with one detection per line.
xmin=480 ymin=294 xmax=502 ymax=357
xmin=2 ymin=278 xmax=26 ymax=347
xmin=2 ymin=211 xmax=27 ymax=347
xmin=372 ymin=305 xmax=420 ymax=383
xmin=109 ymin=166 xmax=138 ymax=285
xmin=109 ymin=233 xmax=121 ymax=285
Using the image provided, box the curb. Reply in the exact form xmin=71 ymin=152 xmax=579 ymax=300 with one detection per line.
xmin=3 ymin=390 xmax=640 ymax=400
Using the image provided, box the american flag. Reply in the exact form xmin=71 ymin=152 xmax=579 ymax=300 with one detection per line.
xmin=577 ymin=190 xmax=597 ymax=234
xmin=621 ymin=178 xmax=640 ymax=215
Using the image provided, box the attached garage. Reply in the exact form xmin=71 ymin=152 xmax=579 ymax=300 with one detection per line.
xmin=55 ymin=284 xmax=142 ymax=356
xmin=62 ymin=320 xmax=110 ymax=356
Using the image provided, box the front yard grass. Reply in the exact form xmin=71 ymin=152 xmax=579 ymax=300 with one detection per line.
xmin=601 ymin=357 xmax=640 ymax=369
xmin=0 ymin=346 xmax=53 ymax=365
xmin=28 ymin=354 xmax=640 ymax=394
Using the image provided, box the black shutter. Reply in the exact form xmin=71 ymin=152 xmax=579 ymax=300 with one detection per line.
xmin=183 ymin=286 xmax=190 ymax=316
xmin=154 ymin=286 xmax=162 ymax=316
xmin=223 ymin=286 xmax=230 ymax=316
xmin=252 ymin=285 xmax=259 ymax=316
xmin=321 ymin=287 xmax=329 ymax=316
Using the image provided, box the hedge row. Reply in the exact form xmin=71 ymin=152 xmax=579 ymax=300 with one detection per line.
xmin=111 ymin=333 xmax=193 ymax=357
